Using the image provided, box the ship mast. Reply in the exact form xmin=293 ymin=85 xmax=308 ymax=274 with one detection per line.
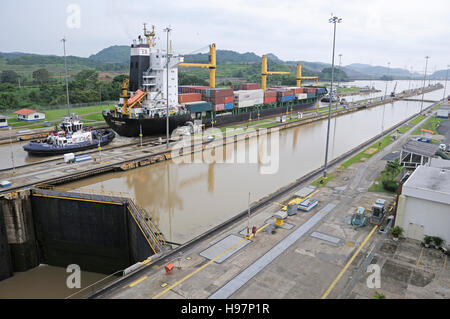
xmin=143 ymin=23 xmax=156 ymax=47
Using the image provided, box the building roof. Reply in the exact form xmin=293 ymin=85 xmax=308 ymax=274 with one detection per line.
xmin=429 ymin=158 xmax=450 ymax=170
xmin=14 ymin=108 xmax=44 ymax=116
xmin=403 ymin=165 xmax=450 ymax=205
xmin=402 ymin=140 xmax=439 ymax=157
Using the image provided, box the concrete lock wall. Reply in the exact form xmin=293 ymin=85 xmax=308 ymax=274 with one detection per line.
xmin=0 ymin=191 xmax=39 ymax=273
xmin=0 ymin=207 xmax=13 ymax=281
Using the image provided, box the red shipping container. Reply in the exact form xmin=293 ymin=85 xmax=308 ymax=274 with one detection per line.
xmin=264 ymin=97 xmax=277 ymax=104
xmin=178 ymin=93 xmax=202 ymax=104
xmin=224 ymin=96 xmax=234 ymax=103
xmin=264 ymin=91 xmax=277 ymax=98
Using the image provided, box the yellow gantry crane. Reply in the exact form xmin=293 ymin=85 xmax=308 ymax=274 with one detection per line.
xmin=261 ymin=55 xmax=290 ymax=91
xmin=296 ymin=64 xmax=319 ymax=87
xmin=179 ymin=44 xmax=217 ymax=88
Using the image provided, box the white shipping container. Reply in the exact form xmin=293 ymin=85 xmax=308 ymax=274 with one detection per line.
xmin=234 ymin=89 xmax=264 ymax=102
xmin=235 ymin=98 xmax=264 ymax=108
xmin=296 ymin=94 xmax=307 ymax=100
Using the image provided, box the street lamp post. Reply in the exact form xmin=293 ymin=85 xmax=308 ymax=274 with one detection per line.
xmin=62 ymin=38 xmax=71 ymax=117
xmin=420 ymin=56 xmax=430 ymax=112
xmin=164 ymin=27 xmax=172 ymax=149
xmin=384 ymin=62 xmax=390 ymax=100
xmin=443 ymin=64 xmax=449 ymax=102
xmin=323 ymin=15 xmax=342 ymax=179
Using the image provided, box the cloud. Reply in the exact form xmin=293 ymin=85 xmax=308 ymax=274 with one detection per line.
xmin=0 ymin=0 xmax=448 ymax=70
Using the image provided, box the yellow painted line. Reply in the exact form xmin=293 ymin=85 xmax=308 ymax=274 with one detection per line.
xmin=152 ymin=223 xmax=268 ymax=299
xmin=321 ymin=225 xmax=378 ymax=299
xmin=129 ymin=275 xmax=148 ymax=288
xmin=416 ymin=247 xmax=424 ymax=266
xmin=32 ymin=193 xmax=123 ymax=205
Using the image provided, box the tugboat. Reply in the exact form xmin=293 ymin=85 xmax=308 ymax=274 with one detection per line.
xmin=23 ymin=115 xmax=115 ymax=156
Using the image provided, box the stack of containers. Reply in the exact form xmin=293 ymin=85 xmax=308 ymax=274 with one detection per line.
xmin=288 ymin=87 xmax=307 ymax=100
xmin=316 ymin=87 xmax=327 ymax=95
xmin=234 ymin=89 xmax=264 ymax=108
xmin=304 ymin=88 xmax=317 ymax=99
xmin=264 ymin=90 xmax=277 ymax=104
xmin=201 ymin=88 xmax=234 ymax=112
xmin=269 ymin=88 xmax=295 ymax=103
xmin=238 ymin=83 xmax=260 ymax=90
xmin=178 ymin=93 xmax=202 ymax=104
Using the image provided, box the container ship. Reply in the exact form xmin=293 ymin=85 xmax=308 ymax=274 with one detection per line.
xmin=103 ymin=25 xmax=327 ymax=137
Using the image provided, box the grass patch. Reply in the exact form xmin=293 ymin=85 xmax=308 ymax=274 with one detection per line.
xmin=397 ymin=125 xmax=411 ymax=134
xmin=369 ymin=161 xmax=403 ymax=193
xmin=4 ymin=104 xmax=113 ymax=128
xmin=412 ymin=117 xmax=447 ymax=135
xmin=408 ymin=115 xmax=426 ymax=126
xmin=311 ymin=174 xmax=336 ymax=188
xmin=341 ymin=135 xmax=394 ymax=169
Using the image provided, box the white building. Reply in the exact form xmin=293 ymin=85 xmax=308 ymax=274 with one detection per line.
xmin=14 ymin=109 xmax=45 ymax=121
xmin=395 ymin=165 xmax=450 ymax=245
xmin=0 ymin=115 xmax=8 ymax=128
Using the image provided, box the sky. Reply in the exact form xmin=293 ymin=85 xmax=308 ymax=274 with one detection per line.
xmin=0 ymin=0 xmax=449 ymax=72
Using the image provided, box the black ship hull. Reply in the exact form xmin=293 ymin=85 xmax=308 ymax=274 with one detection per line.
xmin=103 ymin=100 xmax=318 ymax=137
xmin=23 ymin=129 xmax=116 ymax=156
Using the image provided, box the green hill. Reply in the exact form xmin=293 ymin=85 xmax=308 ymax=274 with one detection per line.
xmin=89 ymin=45 xmax=130 ymax=63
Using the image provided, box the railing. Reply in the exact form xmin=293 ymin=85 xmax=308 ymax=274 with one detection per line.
xmin=64 ymin=270 xmax=123 ymax=299
xmin=127 ymin=199 xmax=167 ymax=254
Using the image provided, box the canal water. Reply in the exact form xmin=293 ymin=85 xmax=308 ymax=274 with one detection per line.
xmin=67 ymin=96 xmax=439 ymax=244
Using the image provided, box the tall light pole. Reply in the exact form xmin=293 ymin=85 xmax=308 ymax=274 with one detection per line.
xmin=62 ymin=38 xmax=71 ymax=117
xmin=384 ymin=62 xmax=390 ymax=99
xmin=443 ymin=64 xmax=449 ymax=102
xmin=164 ymin=27 xmax=172 ymax=149
xmin=323 ymin=14 xmax=342 ymax=179
xmin=420 ymin=56 xmax=429 ymax=112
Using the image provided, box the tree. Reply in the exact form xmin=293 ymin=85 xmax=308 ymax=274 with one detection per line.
xmin=320 ymin=67 xmax=349 ymax=82
xmin=0 ymin=92 xmax=18 ymax=110
xmin=0 ymin=70 xmax=19 ymax=84
xmin=32 ymin=68 xmax=51 ymax=85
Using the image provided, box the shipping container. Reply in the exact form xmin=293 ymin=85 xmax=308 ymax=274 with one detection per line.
xmin=183 ymin=101 xmax=212 ymax=113
xmin=278 ymin=95 xmax=294 ymax=102
xmin=238 ymin=83 xmax=260 ymax=90
xmin=224 ymin=102 xmax=234 ymax=110
xmin=214 ymin=104 xmax=225 ymax=112
xmin=178 ymin=93 xmax=202 ymax=104
xmin=264 ymin=90 xmax=277 ymax=98
xmin=264 ymin=97 xmax=277 ymax=104
xmin=296 ymin=93 xmax=307 ymax=100
xmin=307 ymin=93 xmax=316 ymax=99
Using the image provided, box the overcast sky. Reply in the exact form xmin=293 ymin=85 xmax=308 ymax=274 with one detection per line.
xmin=0 ymin=0 xmax=449 ymax=72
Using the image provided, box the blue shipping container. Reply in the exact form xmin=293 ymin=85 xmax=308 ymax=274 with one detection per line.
xmin=278 ymin=95 xmax=294 ymax=102
xmin=224 ymin=102 xmax=234 ymax=110
xmin=186 ymin=102 xmax=212 ymax=113
xmin=307 ymin=93 xmax=316 ymax=99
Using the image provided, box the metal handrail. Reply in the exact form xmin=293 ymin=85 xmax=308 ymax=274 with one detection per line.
xmin=64 ymin=270 xmax=123 ymax=299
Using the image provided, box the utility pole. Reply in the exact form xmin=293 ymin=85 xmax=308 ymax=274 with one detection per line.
xmin=384 ymin=62 xmax=390 ymax=100
xmin=323 ymin=14 xmax=342 ymax=179
xmin=420 ymin=56 xmax=429 ymax=112
xmin=9 ymin=127 xmax=15 ymax=175
xmin=164 ymin=27 xmax=172 ymax=149
xmin=443 ymin=64 xmax=449 ymax=102
xmin=62 ymin=38 xmax=71 ymax=117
